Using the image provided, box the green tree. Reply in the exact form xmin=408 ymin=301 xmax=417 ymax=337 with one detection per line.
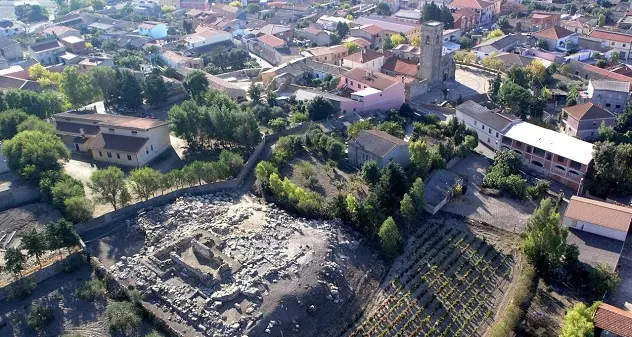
xmin=459 ymin=36 xmax=472 ymax=49
xmin=400 ymin=193 xmax=414 ymax=223
xmin=90 ymin=66 xmax=117 ymax=106
xmin=336 ymin=22 xmax=349 ymax=39
xmin=143 ymin=72 xmax=167 ymax=106
xmin=114 ymin=69 xmax=143 ymax=110
xmin=598 ymin=13 xmax=605 ymax=27
xmin=88 ymin=166 xmax=127 ymax=210
xmin=3 ymin=130 xmax=70 ymax=183
xmin=51 ymin=175 xmax=85 ymax=210
xmin=377 ymin=121 xmax=404 ymax=138
xmin=499 ymin=81 xmax=531 ymax=117
xmin=347 ymin=120 xmax=373 ymax=138
xmin=26 ymin=304 xmax=54 ymax=330
xmin=344 ymin=42 xmax=360 ymax=54
xmin=4 ymin=247 xmax=26 ymax=279
xmin=45 ymin=219 xmax=80 ymax=253
xmin=361 ymin=160 xmax=380 ymax=186
xmin=64 ymin=196 xmax=94 ymax=223
xmin=440 ymin=5 xmax=454 ymax=29
xmin=21 ymin=229 xmax=46 ymax=268
xmin=378 ymin=217 xmax=401 ymax=258
xmin=17 ymin=116 xmax=55 ymax=134
xmin=375 ymin=2 xmax=390 ymax=15
xmin=128 ymin=167 xmax=162 ymax=201
xmin=269 ymin=117 xmax=286 ymax=133
xmin=521 ymin=198 xmax=568 ymax=273
xmin=589 ymin=264 xmax=621 ymax=295
xmin=0 ymin=109 xmax=28 ymax=140
xmin=410 ymin=140 xmax=431 ymax=178
xmin=246 ymin=3 xmax=260 ymax=13
xmin=60 ymin=66 xmax=97 ymax=108
xmin=248 ymin=82 xmax=262 ymax=104
xmin=106 ymin=301 xmax=141 ymax=336
xmin=266 ymin=89 xmax=278 ymax=107
xmin=255 ymin=160 xmax=278 ymax=189
xmin=560 ymin=302 xmax=601 ymax=337
xmin=485 ymin=29 xmax=505 ymax=40
xmin=488 ymin=74 xmax=502 ymax=103
xmin=307 ymin=96 xmax=336 ymax=120
xmin=391 ymin=34 xmax=406 ymax=46
xmin=566 ymin=87 xmax=579 ymax=107
xmin=183 ymin=70 xmax=209 ymax=100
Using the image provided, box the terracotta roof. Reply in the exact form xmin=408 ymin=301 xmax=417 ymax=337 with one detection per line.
xmin=258 ymin=34 xmax=286 ymax=48
xmin=453 ymin=8 xmax=478 ymax=20
xmin=54 ymin=111 xmax=168 ymax=130
xmin=29 ymin=40 xmax=64 ymax=53
xmin=344 ymin=49 xmax=383 ymax=63
xmin=581 ymin=63 xmax=632 ymax=83
xmin=565 ymin=196 xmax=632 ymax=232
xmin=343 ymin=37 xmax=371 ymax=48
xmin=594 ymin=303 xmax=632 ymax=337
xmin=563 ymin=102 xmax=615 ymax=120
xmin=589 ymin=29 xmax=632 ymax=44
xmin=381 ymin=57 xmax=417 ymax=77
xmin=86 ymin=132 xmax=149 ymax=153
xmin=533 ymin=25 xmax=574 ymax=40
xmin=259 ymin=24 xmax=291 ymax=36
xmin=42 ymin=26 xmax=78 ymax=36
xmin=353 ymin=129 xmax=407 ymax=157
xmin=361 ymin=24 xmax=384 ymax=35
xmin=449 ymin=0 xmax=493 ymax=9
xmin=304 ymin=26 xmax=324 ymax=35
xmin=185 ymin=9 xmax=204 ymax=17
xmin=343 ymin=68 xmax=399 ymax=90
xmin=307 ymin=44 xmax=347 ymax=56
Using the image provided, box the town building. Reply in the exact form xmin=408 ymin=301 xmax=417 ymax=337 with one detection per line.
xmin=500 ymin=121 xmax=594 ymax=191
xmin=160 ymin=50 xmax=202 ymax=70
xmin=210 ymin=3 xmax=246 ymax=20
xmin=60 ymin=36 xmax=87 ymax=53
xmin=138 ymin=21 xmax=168 ymax=39
xmin=258 ymin=24 xmax=293 ymax=44
xmin=533 ymin=26 xmax=575 ymax=51
xmin=448 ymin=0 xmax=499 ymax=24
xmin=561 ymin=20 xmax=591 ymax=35
xmin=349 ymin=24 xmax=385 ymax=50
xmin=567 ymin=60 xmax=632 ymax=83
xmin=392 ymin=9 xmax=421 ymax=24
xmin=348 ymin=129 xmax=410 ymax=168
xmin=42 ymin=26 xmax=80 ymax=39
xmin=132 ymin=2 xmax=162 ymax=16
xmin=184 ymin=26 xmax=231 ymax=49
xmin=456 ymin=100 xmax=518 ymax=150
xmin=563 ymin=196 xmax=632 ymax=241
xmin=594 ymin=303 xmax=632 ymax=336
xmin=342 ymin=37 xmax=372 ymax=50
xmin=424 ymin=169 xmax=464 ymax=215
xmin=352 ymin=16 xmax=421 ymax=40
xmin=340 ymin=68 xmax=406 ymax=112
xmin=580 ymin=79 xmax=631 ymax=114
xmin=472 ymin=34 xmax=523 ymax=58
xmin=0 ymin=38 xmax=23 ymax=60
xmin=528 ymin=12 xmax=561 ymax=31
xmin=179 ymin=0 xmax=209 ymax=10
xmin=298 ymin=26 xmax=331 ymax=46
xmin=453 ymin=9 xmax=479 ymax=32
xmin=28 ymin=40 xmax=65 ymax=65
xmin=52 ymin=110 xmax=172 ymax=167
xmin=561 ymin=102 xmax=616 ymax=141
xmin=342 ymin=49 xmax=385 ymax=72
xmin=77 ymin=54 xmax=114 ymax=71
xmin=0 ymin=19 xmax=24 ymax=38
xmin=317 ymin=16 xmax=352 ymax=32
xmin=302 ymin=45 xmax=348 ymax=66
xmin=588 ymin=29 xmax=632 ymax=59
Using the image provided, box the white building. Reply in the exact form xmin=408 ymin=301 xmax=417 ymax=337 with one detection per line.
xmin=138 ymin=21 xmax=168 ymax=39
xmin=53 ymin=110 xmax=172 ymax=167
xmin=0 ymin=19 xmax=24 ymax=38
xmin=563 ymin=196 xmax=632 ymax=242
xmin=184 ymin=27 xmax=231 ymax=49
xmin=342 ymin=49 xmax=384 ymax=72
xmin=455 ymin=100 xmax=519 ymax=150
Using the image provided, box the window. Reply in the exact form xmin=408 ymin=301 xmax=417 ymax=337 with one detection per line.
xmin=151 ymin=145 xmax=154 ymax=151
xmin=616 ymin=105 xmax=621 ymax=109
xmin=146 ymin=149 xmax=149 ymax=154
xmin=495 ymin=132 xmax=499 ymax=137
xmin=546 ymin=153 xmax=552 ymax=160
xmin=109 ymin=128 xmax=115 ymax=132
xmin=481 ymin=125 xmax=485 ymax=130
xmin=127 ymin=155 xmax=132 ymax=160
xmin=107 ymin=152 xmax=112 ymax=158
xmin=527 ymin=146 xmax=532 ymax=153
xmin=531 ymin=161 xmax=543 ymax=167
xmin=568 ymin=170 xmax=580 ymax=176
xmin=555 ymin=165 xmax=566 ymax=171
xmin=593 ymin=121 xmax=597 ymax=126
xmin=345 ymin=78 xmax=348 ymax=84
xmin=132 ymin=131 xmax=137 ymax=134
xmin=606 ymin=103 xmax=611 ymax=108
xmin=357 ymin=83 xmax=361 ymax=88
xmin=488 ymin=128 xmax=491 ymax=134
xmin=474 ymin=121 xmax=477 ymax=126
xmin=515 ymin=141 xmax=522 ymax=147
xmin=557 ymin=155 xmax=565 ymax=163
xmin=350 ymin=81 xmax=354 ymax=85
xmin=116 ymin=153 xmax=120 ymax=159
xmin=569 ymin=160 xmax=581 ymax=170
xmin=98 ymin=151 xmax=103 ymax=157
xmin=533 ymin=147 xmax=545 ymax=157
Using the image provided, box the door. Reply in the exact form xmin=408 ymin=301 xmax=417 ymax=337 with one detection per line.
xmin=74 ymin=143 xmax=80 ymax=151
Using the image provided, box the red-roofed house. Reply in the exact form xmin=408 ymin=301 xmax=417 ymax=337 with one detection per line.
xmin=179 ymin=0 xmax=209 ymax=10
xmin=529 ymin=12 xmax=561 ymax=30
xmin=381 ymin=57 xmax=418 ymax=78
xmin=533 ymin=25 xmax=575 ymax=51
xmin=339 ymin=68 xmax=405 ymax=112
xmin=594 ymin=303 xmax=632 ymax=337
xmin=588 ymin=29 xmax=632 ymax=59
xmin=184 ymin=26 xmax=231 ymax=49
xmin=342 ymin=49 xmax=385 ymax=72
xmin=453 ymin=8 xmax=479 ymax=32
xmin=299 ymin=26 xmax=331 ymax=46
xmin=449 ymin=0 xmax=499 ymax=24
xmin=350 ymin=24 xmax=385 ymax=50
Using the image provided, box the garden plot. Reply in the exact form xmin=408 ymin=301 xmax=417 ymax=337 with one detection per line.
xmin=89 ymin=192 xmax=383 ymax=337
xmin=345 ymin=216 xmax=518 ymax=337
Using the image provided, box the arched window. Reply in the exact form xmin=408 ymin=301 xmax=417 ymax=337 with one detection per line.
xmin=531 ymin=161 xmax=543 ymax=167
xmin=555 ymin=165 xmax=566 ymax=171
xmin=568 ymin=170 xmax=580 ymax=176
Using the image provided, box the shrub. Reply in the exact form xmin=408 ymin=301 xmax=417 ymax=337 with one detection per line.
xmin=589 ymin=264 xmax=621 ymax=295
xmin=76 ymin=278 xmax=107 ymax=301
xmin=560 ymin=301 xmax=601 ymax=337
xmin=268 ymin=173 xmax=324 ymax=218
xmin=272 ymin=135 xmax=302 ymax=163
xmin=378 ymin=217 xmax=402 ymax=258
xmin=7 ymin=277 xmax=36 ymax=300
xmin=64 ymin=196 xmax=94 ymax=223
xmin=487 ymin=264 xmax=535 ymax=337
xmin=59 ymin=254 xmax=85 ymax=273
xmin=26 ymin=304 xmax=54 ymax=329
xmin=106 ymin=301 xmax=141 ymax=336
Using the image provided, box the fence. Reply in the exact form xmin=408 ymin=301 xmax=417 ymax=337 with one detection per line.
xmin=75 ymin=122 xmax=311 ymax=235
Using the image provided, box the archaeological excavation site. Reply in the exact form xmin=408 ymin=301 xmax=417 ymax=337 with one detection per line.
xmin=88 ymin=192 xmax=385 ymax=337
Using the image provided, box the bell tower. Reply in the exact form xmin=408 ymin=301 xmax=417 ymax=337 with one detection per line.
xmin=417 ymin=21 xmax=444 ymax=85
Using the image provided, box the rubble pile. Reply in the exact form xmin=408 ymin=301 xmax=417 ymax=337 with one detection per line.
xmin=108 ymin=192 xmax=360 ymax=336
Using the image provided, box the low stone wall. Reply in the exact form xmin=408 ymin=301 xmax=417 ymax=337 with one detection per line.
xmin=0 ymin=252 xmax=84 ymax=301
xmin=0 ymin=183 xmax=41 ymax=212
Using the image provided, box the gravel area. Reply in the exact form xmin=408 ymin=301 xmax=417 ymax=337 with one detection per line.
xmin=442 ymin=153 xmax=536 ymax=233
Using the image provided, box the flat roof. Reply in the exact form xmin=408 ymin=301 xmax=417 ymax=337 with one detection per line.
xmin=503 ymin=121 xmax=594 ymax=165
xmin=352 ymin=87 xmax=381 ymax=96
